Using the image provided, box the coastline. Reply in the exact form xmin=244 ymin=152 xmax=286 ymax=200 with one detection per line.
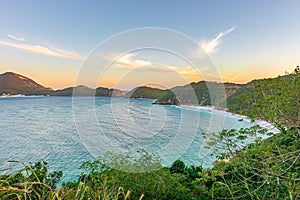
xmin=178 ymin=104 xmax=280 ymax=134
xmin=0 ymin=94 xmax=46 ymax=98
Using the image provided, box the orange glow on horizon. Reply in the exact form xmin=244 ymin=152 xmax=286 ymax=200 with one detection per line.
xmin=2 ymin=66 xmax=291 ymax=91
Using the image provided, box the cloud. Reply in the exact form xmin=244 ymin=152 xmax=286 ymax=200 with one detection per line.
xmin=101 ymin=52 xmax=202 ymax=80
xmin=199 ymin=27 xmax=235 ymax=55
xmin=0 ymin=39 xmax=84 ymax=61
xmin=101 ymin=52 xmax=189 ymax=72
xmin=8 ymin=34 xmax=25 ymax=41
xmin=136 ymin=64 xmax=199 ymax=76
xmin=113 ymin=53 xmax=152 ymax=68
xmin=100 ymin=52 xmax=152 ymax=69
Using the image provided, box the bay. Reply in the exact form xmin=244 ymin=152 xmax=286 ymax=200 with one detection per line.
xmin=0 ymin=96 xmax=254 ymax=183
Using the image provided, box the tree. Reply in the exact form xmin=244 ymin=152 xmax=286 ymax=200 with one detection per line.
xmin=170 ymin=160 xmax=185 ymax=174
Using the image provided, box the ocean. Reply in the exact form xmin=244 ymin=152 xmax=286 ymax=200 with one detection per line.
xmin=0 ymin=96 xmax=255 ymax=183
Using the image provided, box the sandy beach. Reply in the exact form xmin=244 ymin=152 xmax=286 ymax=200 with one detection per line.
xmin=179 ymin=105 xmax=280 ymax=134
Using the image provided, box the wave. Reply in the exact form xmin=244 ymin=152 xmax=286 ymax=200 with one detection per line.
xmin=0 ymin=94 xmax=46 ymax=98
xmin=178 ymin=105 xmax=280 ymax=134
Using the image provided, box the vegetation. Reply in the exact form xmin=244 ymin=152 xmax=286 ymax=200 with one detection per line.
xmin=1 ymin=67 xmax=299 ymax=199
xmin=227 ymin=67 xmax=300 ymax=131
xmin=1 ymin=128 xmax=299 ymax=199
xmin=126 ymin=86 xmax=167 ymax=99
xmin=0 ymin=161 xmax=62 ymax=199
xmin=155 ymin=82 xmax=242 ymax=106
xmin=49 ymin=86 xmax=125 ymax=97
xmin=0 ymin=72 xmax=125 ymax=97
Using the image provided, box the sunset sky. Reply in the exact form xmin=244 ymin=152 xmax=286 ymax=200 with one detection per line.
xmin=0 ymin=1 xmax=299 ymax=90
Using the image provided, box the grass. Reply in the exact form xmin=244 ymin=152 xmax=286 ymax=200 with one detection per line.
xmin=1 ymin=67 xmax=299 ymax=199
xmin=1 ymin=127 xmax=299 ymax=199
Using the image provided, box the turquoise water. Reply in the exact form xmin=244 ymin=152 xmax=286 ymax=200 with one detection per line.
xmin=0 ymin=96 xmax=253 ymax=183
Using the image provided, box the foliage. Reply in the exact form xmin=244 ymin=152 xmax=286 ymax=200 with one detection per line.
xmin=0 ymin=161 xmax=62 ymax=199
xmin=227 ymin=66 xmax=300 ymax=131
xmin=170 ymin=160 xmax=185 ymax=174
xmin=1 ymin=67 xmax=299 ymax=199
xmin=204 ymin=125 xmax=271 ymax=160
xmin=126 ymin=86 xmax=167 ymax=99
xmin=200 ymin=128 xmax=300 ymax=199
xmin=156 ymin=81 xmax=242 ymax=106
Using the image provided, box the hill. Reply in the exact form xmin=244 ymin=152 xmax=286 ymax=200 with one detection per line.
xmin=49 ymin=85 xmax=95 ymax=96
xmin=1 ymin=71 xmax=298 ymax=116
xmin=0 ymin=72 xmax=126 ymax=97
xmin=126 ymin=86 xmax=167 ymax=99
xmin=0 ymin=72 xmax=52 ymax=95
xmin=128 ymin=81 xmax=243 ymax=106
xmin=1 ymin=67 xmax=299 ymax=199
xmin=50 ymin=85 xmax=126 ymax=97
xmin=226 ymin=71 xmax=300 ymax=128
xmin=155 ymin=81 xmax=243 ymax=106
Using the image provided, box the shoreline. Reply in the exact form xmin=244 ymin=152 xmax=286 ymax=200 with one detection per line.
xmin=0 ymin=94 xmax=47 ymax=98
xmin=178 ymin=104 xmax=280 ymax=134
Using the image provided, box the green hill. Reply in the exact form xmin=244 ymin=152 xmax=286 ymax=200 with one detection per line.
xmin=125 ymin=82 xmax=242 ymax=106
xmin=227 ymin=70 xmax=300 ymax=128
xmin=126 ymin=86 xmax=167 ymax=99
xmin=0 ymin=72 xmax=126 ymax=97
xmin=49 ymin=85 xmax=126 ymax=97
xmin=1 ymin=67 xmax=299 ymax=199
xmin=156 ymin=81 xmax=242 ymax=106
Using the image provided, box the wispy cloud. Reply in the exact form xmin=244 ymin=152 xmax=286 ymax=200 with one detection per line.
xmin=199 ymin=27 xmax=235 ymax=56
xmin=101 ymin=52 xmax=202 ymax=80
xmin=8 ymin=34 xmax=25 ymax=42
xmin=100 ymin=52 xmax=152 ymax=69
xmin=0 ymin=39 xmax=84 ymax=61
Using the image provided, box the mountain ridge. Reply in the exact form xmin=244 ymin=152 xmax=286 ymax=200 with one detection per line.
xmin=1 ymin=71 xmax=296 ymax=111
xmin=0 ymin=72 xmax=126 ymax=97
xmin=0 ymin=72 xmax=53 ymax=95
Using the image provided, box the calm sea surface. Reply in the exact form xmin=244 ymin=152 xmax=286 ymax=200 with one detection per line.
xmin=0 ymin=96 xmax=254 ymax=183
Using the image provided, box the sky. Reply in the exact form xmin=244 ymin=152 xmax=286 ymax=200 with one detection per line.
xmin=0 ymin=0 xmax=299 ymax=90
